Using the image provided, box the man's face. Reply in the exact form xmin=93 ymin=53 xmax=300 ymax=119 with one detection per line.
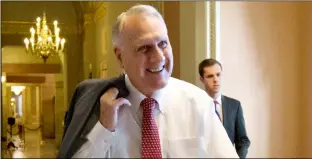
xmin=114 ymin=14 xmax=173 ymax=96
xmin=200 ymin=64 xmax=222 ymax=95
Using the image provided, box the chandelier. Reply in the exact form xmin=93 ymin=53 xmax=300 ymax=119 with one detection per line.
xmin=24 ymin=12 xmax=66 ymax=63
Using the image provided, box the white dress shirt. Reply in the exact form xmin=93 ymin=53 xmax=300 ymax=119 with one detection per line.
xmin=73 ymin=75 xmax=238 ymax=158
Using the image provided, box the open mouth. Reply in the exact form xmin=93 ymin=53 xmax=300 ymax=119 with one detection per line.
xmin=146 ymin=65 xmax=165 ymax=73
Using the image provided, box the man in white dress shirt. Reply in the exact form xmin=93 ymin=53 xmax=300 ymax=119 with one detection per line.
xmin=58 ymin=4 xmax=238 ymax=158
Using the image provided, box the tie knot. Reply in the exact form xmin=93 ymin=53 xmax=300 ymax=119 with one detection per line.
xmin=140 ymin=98 xmax=158 ymax=112
xmin=214 ymin=100 xmax=218 ymax=105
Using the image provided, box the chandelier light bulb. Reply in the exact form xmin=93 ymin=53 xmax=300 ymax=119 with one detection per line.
xmin=54 ymin=20 xmax=58 ymax=26
xmin=61 ymin=38 xmax=65 ymax=44
xmin=1 ymin=76 xmax=6 ymax=83
xmin=30 ymin=28 xmax=35 ymax=33
xmin=48 ymin=37 xmax=52 ymax=41
xmin=44 ymin=25 xmax=48 ymax=30
xmin=24 ymin=38 xmax=29 ymax=44
xmin=37 ymin=17 xmax=41 ymax=22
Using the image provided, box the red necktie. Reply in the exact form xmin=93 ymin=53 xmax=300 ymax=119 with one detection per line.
xmin=140 ymin=98 xmax=162 ymax=158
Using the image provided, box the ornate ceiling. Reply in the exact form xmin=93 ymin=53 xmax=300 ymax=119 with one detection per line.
xmin=78 ymin=2 xmax=107 ymax=26
xmin=1 ymin=1 xmax=107 ymax=47
xmin=79 ymin=2 xmax=104 ymax=14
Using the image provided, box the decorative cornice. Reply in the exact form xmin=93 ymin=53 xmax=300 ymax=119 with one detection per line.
xmin=83 ymin=2 xmax=107 ymax=27
xmin=1 ymin=21 xmax=78 ymax=35
xmin=80 ymin=1 xmax=103 ymax=14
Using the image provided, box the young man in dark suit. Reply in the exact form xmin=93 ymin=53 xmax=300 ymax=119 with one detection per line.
xmin=198 ymin=58 xmax=251 ymax=158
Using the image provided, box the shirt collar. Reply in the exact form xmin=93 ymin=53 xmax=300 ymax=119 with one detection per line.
xmin=124 ymin=74 xmax=166 ymax=113
xmin=215 ymin=94 xmax=222 ymax=105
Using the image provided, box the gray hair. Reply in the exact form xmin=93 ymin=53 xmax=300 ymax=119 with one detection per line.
xmin=112 ymin=4 xmax=165 ymax=46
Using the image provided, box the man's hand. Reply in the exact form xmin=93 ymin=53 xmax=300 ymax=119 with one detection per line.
xmin=99 ymin=87 xmax=131 ymax=132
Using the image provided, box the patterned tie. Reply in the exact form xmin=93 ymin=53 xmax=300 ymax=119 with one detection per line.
xmin=214 ymin=100 xmax=221 ymax=121
xmin=140 ymin=98 xmax=162 ymax=158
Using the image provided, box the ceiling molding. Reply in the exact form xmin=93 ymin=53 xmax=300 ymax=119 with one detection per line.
xmin=6 ymin=75 xmax=46 ymax=83
xmin=1 ymin=21 xmax=78 ymax=35
xmin=83 ymin=2 xmax=107 ymax=27
xmin=2 ymin=63 xmax=62 ymax=74
xmin=80 ymin=1 xmax=104 ymax=14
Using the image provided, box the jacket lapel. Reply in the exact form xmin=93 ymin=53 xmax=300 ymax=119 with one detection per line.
xmin=221 ymin=95 xmax=230 ymax=127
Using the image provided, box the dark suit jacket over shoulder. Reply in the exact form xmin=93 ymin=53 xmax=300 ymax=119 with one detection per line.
xmin=58 ymin=75 xmax=129 ymax=158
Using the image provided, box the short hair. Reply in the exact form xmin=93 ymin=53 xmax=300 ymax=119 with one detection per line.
xmin=112 ymin=4 xmax=165 ymax=46
xmin=198 ymin=58 xmax=223 ymax=77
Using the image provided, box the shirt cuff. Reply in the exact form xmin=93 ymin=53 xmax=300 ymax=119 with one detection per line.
xmin=86 ymin=121 xmax=115 ymax=144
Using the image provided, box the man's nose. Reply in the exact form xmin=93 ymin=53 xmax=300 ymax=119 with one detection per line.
xmin=213 ymin=76 xmax=219 ymax=82
xmin=150 ymin=47 xmax=165 ymax=64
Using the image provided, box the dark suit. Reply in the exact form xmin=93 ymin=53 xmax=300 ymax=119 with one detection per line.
xmin=57 ymin=74 xmax=129 ymax=158
xmin=221 ymin=95 xmax=250 ymax=158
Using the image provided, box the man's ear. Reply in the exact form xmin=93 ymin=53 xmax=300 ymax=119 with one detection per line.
xmin=114 ymin=47 xmax=123 ymax=68
xmin=200 ymin=76 xmax=204 ymax=83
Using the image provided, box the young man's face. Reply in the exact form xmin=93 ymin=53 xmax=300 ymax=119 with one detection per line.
xmin=200 ymin=64 xmax=222 ymax=95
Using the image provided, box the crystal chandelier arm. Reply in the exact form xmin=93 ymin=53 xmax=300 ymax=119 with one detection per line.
xmin=36 ymin=17 xmax=41 ymax=34
xmin=61 ymin=38 xmax=65 ymax=51
xmin=30 ymin=37 xmax=35 ymax=51
xmin=53 ymin=20 xmax=58 ymax=34
xmin=30 ymin=27 xmax=35 ymax=40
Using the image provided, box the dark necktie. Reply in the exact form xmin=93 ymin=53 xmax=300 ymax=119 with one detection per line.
xmin=140 ymin=98 xmax=162 ymax=158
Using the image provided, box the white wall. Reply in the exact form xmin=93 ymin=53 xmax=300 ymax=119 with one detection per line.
xmin=220 ymin=2 xmax=311 ymax=157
